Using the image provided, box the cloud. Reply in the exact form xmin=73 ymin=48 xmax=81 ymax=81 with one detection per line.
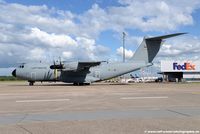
xmin=1 ymin=0 xmax=199 ymax=36
xmin=62 ymin=51 xmax=73 ymax=59
xmin=0 ymin=1 xmax=111 ymax=67
xmin=75 ymin=37 xmax=109 ymax=60
xmin=0 ymin=26 xmax=110 ymax=67
xmin=0 ymin=1 xmax=77 ymax=34
xmin=78 ymin=0 xmax=200 ymax=34
xmin=0 ymin=43 xmax=30 ymax=66
xmin=116 ymin=47 xmax=134 ymax=59
xmin=29 ymin=27 xmax=77 ymax=47
xmin=159 ymin=35 xmax=200 ymax=58
xmin=26 ymin=48 xmax=45 ymax=60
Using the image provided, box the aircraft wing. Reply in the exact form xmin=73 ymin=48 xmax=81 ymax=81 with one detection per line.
xmin=77 ymin=61 xmax=102 ymax=71
xmin=62 ymin=61 xmax=105 ymax=72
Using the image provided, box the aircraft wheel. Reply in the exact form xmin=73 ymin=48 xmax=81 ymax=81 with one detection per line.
xmin=84 ymin=83 xmax=91 ymax=85
xmin=78 ymin=83 xmax=84 ymax=86
xmin=29 ymin=81 xmax=35 ymax=86
xmin=73 ymin=83 xmax=78 ymax=86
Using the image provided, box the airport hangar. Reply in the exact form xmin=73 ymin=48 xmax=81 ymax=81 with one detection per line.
xmin=159 ymin=61 xmax=200 ymax=82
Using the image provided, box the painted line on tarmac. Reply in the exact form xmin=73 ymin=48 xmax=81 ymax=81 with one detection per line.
xmin=16 ymin=99 xmax=70 ymax=103
xmin=0 ymin=93 xmax=73 ymax=96
xmin=120 ymin=96 xmax=168 ymax=100
xmin=192 ymin=92 xmax=200 ymax=95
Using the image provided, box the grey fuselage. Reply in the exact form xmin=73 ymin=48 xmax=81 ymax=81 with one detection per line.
xmin=14 ymin=61 xmax=150 ymax=83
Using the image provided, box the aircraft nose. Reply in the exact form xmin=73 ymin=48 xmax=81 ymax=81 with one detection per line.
xmin=12 ymin=69 xmax=16 ymax=77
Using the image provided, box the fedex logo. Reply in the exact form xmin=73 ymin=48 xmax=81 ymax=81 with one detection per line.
xmin=173 ymin=62 xmax=195 ymax=70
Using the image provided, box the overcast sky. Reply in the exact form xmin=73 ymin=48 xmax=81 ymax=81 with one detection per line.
xmin=0 ymin=0 xmax=200 ymax=76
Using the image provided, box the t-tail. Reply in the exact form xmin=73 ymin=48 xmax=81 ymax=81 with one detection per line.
xmin=131 ymin=33 xmax=187 ymax=63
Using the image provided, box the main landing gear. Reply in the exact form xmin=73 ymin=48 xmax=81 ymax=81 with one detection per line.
xmin=73 ymin=83 xmax=90 ymax=86
xmin=28 ymin=81 xmax=35 ymax=86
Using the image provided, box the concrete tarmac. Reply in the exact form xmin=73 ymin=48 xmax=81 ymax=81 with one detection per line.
xmin=0 ymin=81 xmax=200 ymax=134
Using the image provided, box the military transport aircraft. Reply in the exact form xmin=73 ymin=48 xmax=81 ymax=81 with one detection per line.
xmin=12 ymin=33 xmax=186 ymax=86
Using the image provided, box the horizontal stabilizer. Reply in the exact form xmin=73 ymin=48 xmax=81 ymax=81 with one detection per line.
xmin=146 ymin=33 xmax=187 ymax=40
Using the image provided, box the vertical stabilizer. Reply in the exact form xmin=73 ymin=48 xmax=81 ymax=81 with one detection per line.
xmin=131 ymin=33 xmax=186 ymax=63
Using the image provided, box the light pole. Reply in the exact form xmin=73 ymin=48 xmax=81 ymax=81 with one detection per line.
xmin=122 ymin=32 xmax=126 ymax=83
xmin=123 ymin=32 xmax=126 ymax=63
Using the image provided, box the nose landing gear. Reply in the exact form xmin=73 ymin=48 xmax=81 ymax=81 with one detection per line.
xmin=28 ymin=81 xmax=35 ymax=86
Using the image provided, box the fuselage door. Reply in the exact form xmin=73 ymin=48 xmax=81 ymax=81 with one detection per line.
xmin=94 ymin=71 xmax=100 ymax=78
xmin=31 ymin=72 xmax=36 ymax=80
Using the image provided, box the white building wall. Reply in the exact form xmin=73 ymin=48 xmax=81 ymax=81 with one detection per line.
xmin=183 ymin=73 xmax=200 ymax=79
xmin=161 ymin=61 xmax=200 ymax=72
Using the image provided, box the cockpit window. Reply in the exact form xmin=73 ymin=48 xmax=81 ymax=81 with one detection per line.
xmin=19 ymin=65 xmax=24 ymax=68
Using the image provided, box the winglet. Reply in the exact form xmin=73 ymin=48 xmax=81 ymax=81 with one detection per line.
xmin=146 ymin=33 xmax=187 ymax=40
